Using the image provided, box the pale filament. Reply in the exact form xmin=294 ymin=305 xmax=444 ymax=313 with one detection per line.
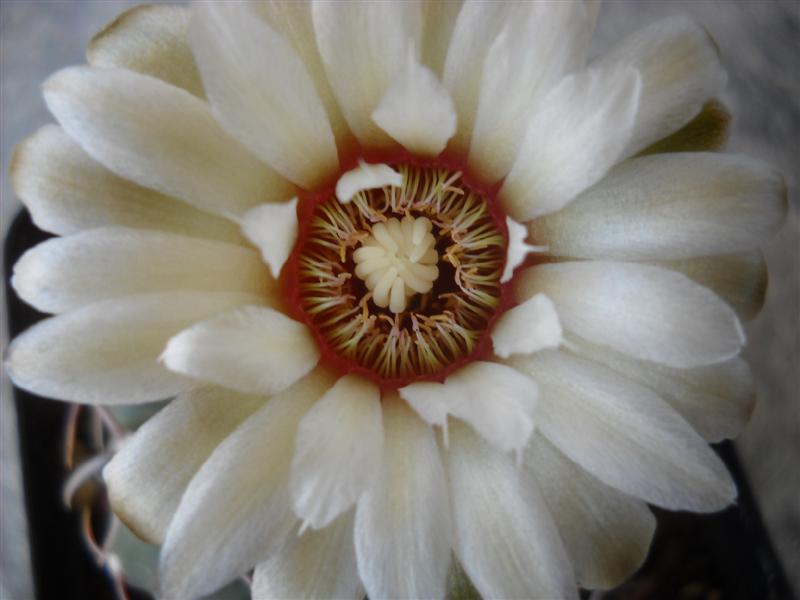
xmin=353 ymin=216 xmax=439 ymax=313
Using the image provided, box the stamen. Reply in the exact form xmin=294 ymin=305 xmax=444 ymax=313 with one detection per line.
xmin=295 ymin=163 xmax=506 ymax=384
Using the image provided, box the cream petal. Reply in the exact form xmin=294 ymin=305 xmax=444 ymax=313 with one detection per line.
xmin=43 ymin=66 xmax=294 ymax=218
xmin=420 ymin=0 xmax=462 ymax=76
xmin=335 ymin=161 xmax=403 ymax=204
xmin=500 ymin=64 xmax=641 ymax=221
xmin=6 ymin=292 xmax=261 ymax=404
xmin=252 ymin=511 xmax=362 ymax=600
xmin=312 ymin=0 xmax=422 ymax=147
xmin=12 ymin=227 xmax=273 ymax=314
xmin=238 ymin=199 xmax=299 ymax=280
xmin=491 ymin=293 xmax=562 ymax=359
xmin=290 ymin=375 xmax=382 ymax=531
xmin=446 ymin=423 xmax=577 ymax=600
xmin=10 ymin=125 xmax=242 ymax=243
xmin=161 ymin=306 xmax=320 ymax=396
xmin=530 ymin=153 xmax=787 ymax=261
xmin=468 ymin=1 xmax=592 ymax=182
xmin=103 ymin=386 xmax=265 ymax=545
xmin=190 ymin=2 xmax=338 ymax=189
xmin=372 ymin=50 xmax=457 ymax=157
xmin=400 ymin=361 xmax=537 ymax=455
xmin=253 ymin=0 xmax=352 ymax=147
xmin=526 ymin=434 xmax=655 ymax=590
xmin=650 ymin=252 xmax=768 ymax=321
xmin=597 ymin=16 xmax=727 ymax=156
xmin=354 ymin=397 xmax=452 ymax=600
xmin=515 ymin=261 xmax=745 ymax=368
xmin=512 ymin=350 xmax=737 ymax=512
xmin=87 ymin=4 xmax=204 ymax=97
xmin=158 ymin=369 xmax=335 ymax=599
xmin=571 ymin=337 xmax=755 ymax=443
xmin=500 ymin=216 xmax=547 ymax=284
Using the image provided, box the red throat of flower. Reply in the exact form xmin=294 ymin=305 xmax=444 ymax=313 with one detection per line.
xmin=283 ymin=151 xmax=513 ymax=391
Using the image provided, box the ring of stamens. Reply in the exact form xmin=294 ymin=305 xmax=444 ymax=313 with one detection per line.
xmin=296 ymin=164 xmax=506 ymax=383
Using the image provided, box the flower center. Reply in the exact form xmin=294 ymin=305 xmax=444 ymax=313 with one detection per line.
xmin=289 ymin=162 xmax=507 ymax=387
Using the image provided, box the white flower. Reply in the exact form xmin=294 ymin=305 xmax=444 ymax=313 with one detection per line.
xmin=6 ymin=2 xmax=786 ymax=599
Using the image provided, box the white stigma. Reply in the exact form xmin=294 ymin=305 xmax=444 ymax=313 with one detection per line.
xmin=353 ymin=216 xmax=439 ymax=313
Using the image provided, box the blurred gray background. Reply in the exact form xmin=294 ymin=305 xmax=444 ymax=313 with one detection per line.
xmin=1 ymin=1 xmax=798 ymax=599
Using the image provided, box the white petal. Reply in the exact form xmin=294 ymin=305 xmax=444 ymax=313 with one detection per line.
xmin=530 ymin=153 xmax=787 ymax=261
xmin=500 ymin=216 xmax=547 ymax=284
xmin=239 ymin=199 xmax=299 ymax=280
xmin=252 ymin=1 xmax=351 ymax=147
xmin=372 ymin=50 xmax=457 ymax=156
xmin=571 ymin=337 xmax=755 ymax=443
xmin=6 ymin=292 xmax=260 ymax=404
xmin=335 ymin=161 xmax=403 ymax=204
xmin=515 ymin=261 xmax=745 ymax=368
xmin=597 ymin=16 xmax=727 ymax=155
xmin=400 ymin=361 xmax=537 ymax=455
xmin=161 ymin=305 xmax=320 ymax=396
xmin=491 ymin=294 xmax=562 ymax=359
xmin=312 ymin=0 xmax=422 ymax=147
xmin=651 ymin=252 xmax=768 ymax=321
xmin=190 ymin=2 xmax=338 ymax=189
xmin=500 ymin=64 xmax=642 ymax=221
xmin=526 ymin=434 xmax=656 ymax=590
xmin=446 ymin=423 xmax=577 ymax=600
xmin=511 ymin=350 xmax=737 ymax=511
xmin=252 ymin=511 xmax=362 ymax=600
xmin=354 ymin=397 xmax=451 ymax=600
xmin=468 ymin=2 xmax=593 ymax=182
xmin=44 ymin=66 xmax=293 ymax=218
xmin=420 ymin=1 xmax=462 ymax=76
xmin=442 ymin=1 xmax=514 ymax=152
xmin=12 ymin=228 xmax=273 ymax=314
xmin=103 ymin=386 xmax=265 ymax=544
xmin=10 ymin=125 xmax=242 ymax=242
xmin=159 ymin=369 xmax=334 ymax=599
xmin=87 ymin=4 xmax=204 ymax=97
xmin=290 ymin=375 xmax=382 ymax=531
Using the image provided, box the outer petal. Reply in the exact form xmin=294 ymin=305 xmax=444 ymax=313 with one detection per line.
xmin=12 ymin=228 xmax=273 ymax=314
xmin=290 ymin=375 xmax=383 ymax=531
xmin=372 ymin=51 xmax=457 ymax=157
xmin=252 ymin=0 xmax=351 ymax=146
xmin=420 ymin=0 xmax=462 ymax=76
xmin=491 ymin=293 xmax=562 ymax=359
xmin=158 ymin=369 xmax=335 ymax=599
xmin=312 ymin=0 xmax=422 ymax=147
xmin=6 ymin=292 xmax=261 ymax=404
xmin=446 ymin=423 xmax=577 ymax=600
xmin=597 ymin=16 xmax=727 ymax=156
xmin=651 ymin=252 xmax=768 ymax=321
xmin=400 ymin=361 xmax=537 ymax=455
xmin=530 ymin=153 xmax=787 ymax=261
xmin=43 ymin=66 xmax=294 ymax=218
xmin=512 ymin=350 xmax=737 ymax=512
xmin=354 ymin=397 xmax=452 ymax=600
xmin=87 ymin=4 xmax=204 ymax=97
xmin=515 ymin=261 xmax=745 ymax=368
xmin=467 ymin=1 xmax=592 ymax=182
xmin=103 ymin=386 xmax=265 ymax=544
xmin=10 ymin=125 xmax=242 ymax=243
xmin=526 ymin=434 xmax=656 ymax=590
xmin=500 ymin=64 xmax=641 ymax=221
xmin=190 ymin=2 xmax=339 ymax=189
xmin=161 ymin=306 xmax=320 ymax=396
xmin=571 ymin=337 xmax=756 ymax=443
xmin=252 ymin=511 xmax=362 ymax=600
xmin=239 ymin=199 xmax=299 ymax=280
